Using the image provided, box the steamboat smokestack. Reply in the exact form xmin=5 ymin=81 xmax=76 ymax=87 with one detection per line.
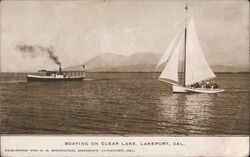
xmin=82 ymin=65 xmax=85 ymax=71
xmin=59 ymin=66 xmax=62 ymax=74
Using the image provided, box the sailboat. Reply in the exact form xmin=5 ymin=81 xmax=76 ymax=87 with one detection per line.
xmin=156 ymin=5 xmax=224 ymax=94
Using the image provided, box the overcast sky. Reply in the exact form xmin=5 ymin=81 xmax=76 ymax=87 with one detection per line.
xmin=1 ymin=0 xmax=249 ymax=72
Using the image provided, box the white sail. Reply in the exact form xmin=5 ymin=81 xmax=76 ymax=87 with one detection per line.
xmin=156 ymin=26 xmax=184 ymax=69
xmin=185 ymin=17 xmax=216 ymax=85
xmin=159 ymin=33 xmax=184 ymax=84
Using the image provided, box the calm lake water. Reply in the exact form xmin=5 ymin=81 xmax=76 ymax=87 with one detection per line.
xmin=0 ymin=72 xmax=249 ymax=135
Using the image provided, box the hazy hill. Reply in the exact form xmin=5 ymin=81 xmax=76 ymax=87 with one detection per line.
xmin=64 ymin=53 xmax=249 ymax=72
xmin=64 ymin=52 xmax=162 ymax=72
xmin=210 ymin=65 xmax=249 ymax=73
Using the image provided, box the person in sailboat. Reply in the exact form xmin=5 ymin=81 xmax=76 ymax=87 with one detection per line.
xmin=200 ymin=81 xmax=205 ymax=88
xmin=191 ymin=82 xmax=200 ymax=88
xmin=205 ymin=80 xmax=211 ymax=88
xmin=200 ymin=80 xmax=210 ymax=88
xmin=211 ymin=82 xmax=219 ymax=89
xmin=191 ymin=81 xmax=219 ymax=89
xmin=195 ymin=82 xmax=200 ymax=88
xmin=201 ymin=80 xmax=219 ymax=89
xmin=191 ymin=81 xmax=208 ymax=89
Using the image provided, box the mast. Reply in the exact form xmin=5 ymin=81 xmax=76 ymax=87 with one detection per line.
xmin=183 ymin=4 xmax=188 ymax=87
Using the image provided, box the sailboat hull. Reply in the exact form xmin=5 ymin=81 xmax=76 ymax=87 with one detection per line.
xmin=173 ymin=85 xmax=224 ymax=93
xmin=184 ymin=87 xmax=224 ymax=93
xmin=173 ymin=85 xmax=188 ymax=93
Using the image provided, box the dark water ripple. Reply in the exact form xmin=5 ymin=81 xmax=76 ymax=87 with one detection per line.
xmin=0 ymin=73 xmax=249 ymax=135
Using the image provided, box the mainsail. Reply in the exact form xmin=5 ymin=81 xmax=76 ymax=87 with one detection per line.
xmin=185 ymin=17 xmax=216 ymax=85
xmin=159 ymin=33 xmax=184 ymax=84
xmin=158 ymin=16 xmax=216 ymax=86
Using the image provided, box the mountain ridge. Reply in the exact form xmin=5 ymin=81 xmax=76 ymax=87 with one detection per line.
xmin=64 ymin=53 xmax=249 ymax=72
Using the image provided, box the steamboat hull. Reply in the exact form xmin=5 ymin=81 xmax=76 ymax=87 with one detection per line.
xmin=27 ymin=75 xmax=84 ymax=82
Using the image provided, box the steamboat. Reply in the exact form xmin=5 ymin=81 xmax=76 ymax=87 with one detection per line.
xmin=27 ymin=65 xmax=85 ymax=82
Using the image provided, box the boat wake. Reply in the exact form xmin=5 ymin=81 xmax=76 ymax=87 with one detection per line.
xmin=84 ymin=78 xmax=95 ymax=81
xmin=227 ymin=89 xmax=249 ymax=92
xmin=0 ymin=81 xmax=26 ymax=83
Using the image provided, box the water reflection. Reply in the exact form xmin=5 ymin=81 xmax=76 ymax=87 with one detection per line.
xmin=184 ymin=94 xmax=214 ymax=134
xmin=159 ymin=93 xmax=214 ymax=134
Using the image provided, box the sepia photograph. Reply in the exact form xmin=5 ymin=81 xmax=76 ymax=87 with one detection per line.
xmin=0 ymin=0 xmax=249 ymax=156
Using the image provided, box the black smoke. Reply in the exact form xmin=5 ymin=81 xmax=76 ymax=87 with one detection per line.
xmin=16 ymin=44 xmax=61 ymax=66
